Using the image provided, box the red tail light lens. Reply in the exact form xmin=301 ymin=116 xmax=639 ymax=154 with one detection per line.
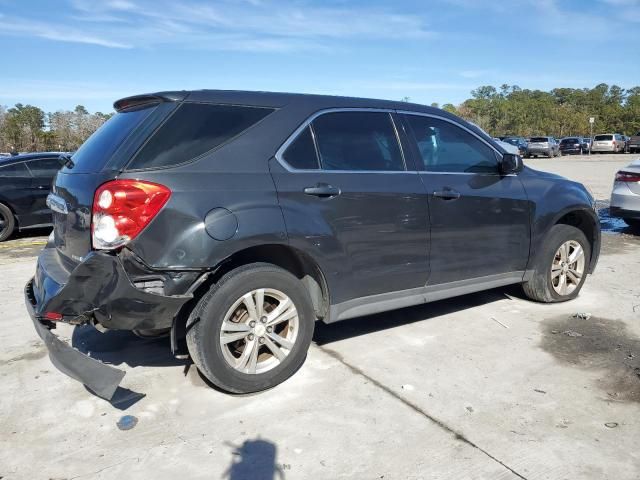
xmin=92 ymin=180 xmax=171 ymax=250
xmin=615 ymin=171 xmax=640 ymax=183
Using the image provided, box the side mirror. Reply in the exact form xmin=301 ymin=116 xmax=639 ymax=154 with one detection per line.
xmin=500 ymin=153 xmax=524 ymax=175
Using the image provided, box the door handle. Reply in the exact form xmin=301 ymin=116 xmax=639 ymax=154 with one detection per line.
xmin=433 ymin=189 xmax=461 ymax=200
xmin=303 ymin=184 xmax=341 ymax=198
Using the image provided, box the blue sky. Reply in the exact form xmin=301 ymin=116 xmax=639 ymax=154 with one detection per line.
xmin=1 ymin=0 xmax=638 ymax=113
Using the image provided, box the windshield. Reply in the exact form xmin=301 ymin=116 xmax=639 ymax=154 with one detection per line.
xmin=503 ymin=138 xmax=520 ymax=145
xmin=68 ymin=105 xmax=157 ymax=173
xmin=594 ymin=135 xmax=613 ymax=141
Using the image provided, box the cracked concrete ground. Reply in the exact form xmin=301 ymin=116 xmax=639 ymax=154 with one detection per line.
xmin=1 ymin=154 xmax=639 ymax=479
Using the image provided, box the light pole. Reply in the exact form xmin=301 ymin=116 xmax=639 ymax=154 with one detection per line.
xmin=589 ymin=116 xmax=595 ymax=155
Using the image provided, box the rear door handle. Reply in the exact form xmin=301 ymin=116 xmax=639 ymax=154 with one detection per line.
xmin=433 ymin=189 xmax=461 ymax=200
xmin=304 ymin=184 xmax=341 ymax=198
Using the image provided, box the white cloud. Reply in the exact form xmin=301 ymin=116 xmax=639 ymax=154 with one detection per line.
xmin=2 ymin=0 xmax=434 ymax=51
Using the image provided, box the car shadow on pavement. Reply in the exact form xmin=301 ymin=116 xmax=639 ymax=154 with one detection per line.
xmin=223 ymin=438 xmax=285 ymax=480
xmin=71 ymin=325 xmax=189 ymax=409
xmin=71 ymin=325 xmax=187 ymax=368
xmin=314 ymin=287 xmax=515 ymax=346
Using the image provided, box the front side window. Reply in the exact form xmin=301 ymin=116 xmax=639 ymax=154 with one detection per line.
xmin=311 ymin=111 xmax=404 ymax=171
xmin=282 ymin=126 xmax=319 ymax=170
xmin=128 ymin=103 xmax=275 ymax=170
xmin=404 ymin=115 xmax=498 ymax=173
xmin=0 ymin=162 xmax=30 ymax=177
xmin=28 ymin=158 xmax=61 ymax=177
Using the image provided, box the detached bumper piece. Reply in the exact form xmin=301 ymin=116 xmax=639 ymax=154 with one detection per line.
xmin=25 ymin=248 xmax=192 ymax=400
xmin=25 ymin=280 xmax=125 ymax=399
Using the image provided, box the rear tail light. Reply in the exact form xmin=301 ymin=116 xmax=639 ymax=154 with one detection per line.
xmin=615 ymin=171 xmax=640 ymax=183
xmin=44 ymin=312 xmax=63 ymax=321
xmin=92 ymin=180 xmax=171 ymax=250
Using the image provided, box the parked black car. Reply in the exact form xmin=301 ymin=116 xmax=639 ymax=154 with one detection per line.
xmin=25 ymin=91 xmax=601 ymax=399
xmin=501 ymin=136 xmax=528 ymax=155
xmin=0 ymin=152 xmax=64 ymax=241
xmin=559 ymin=137 xmax=585 ymax=155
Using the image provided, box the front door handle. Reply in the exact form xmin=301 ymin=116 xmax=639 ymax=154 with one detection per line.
xmin=433 ymin=189 xmax=461 ymax=200
xmin=304 ymin=184 xmax=341 ymax=198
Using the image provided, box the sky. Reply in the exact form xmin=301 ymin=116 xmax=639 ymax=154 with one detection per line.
xmin=0 ymin=0 xmax=639 ymax=113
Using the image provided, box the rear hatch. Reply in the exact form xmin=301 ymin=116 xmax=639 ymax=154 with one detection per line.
xmin=594 ymin=134 xmax=613 ymax=146
xmin=629 ymin=132 xmax=640 ymax=146
xmin=560 ymin=138 xmax=580 ymax=149
xmin=51 ymin=102 xmax=165 ymax=263
xmin=529 ymin=137 xmax=549 ymax=147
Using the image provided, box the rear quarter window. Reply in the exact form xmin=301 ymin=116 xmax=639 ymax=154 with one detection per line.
xmin=69 ymin=105 xmax=156 ymax=174
xmin=126 ymin=103 xmax=275 ymax=170
xmin=0 ymin=162 xmax=30 ymax=177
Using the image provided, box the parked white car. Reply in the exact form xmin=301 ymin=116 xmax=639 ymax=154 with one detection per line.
xmin=592 ymin=134 xmax=626 ymax=153
xmin=610 ymin=158 xmax=640 ymax=228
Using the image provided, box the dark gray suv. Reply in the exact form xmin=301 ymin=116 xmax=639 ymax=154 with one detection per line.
xmin=24 ymin=90 xmax=600 ymax=398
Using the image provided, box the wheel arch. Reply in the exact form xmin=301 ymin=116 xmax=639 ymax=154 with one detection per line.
xmin=171 ymin=243 xmax=330 ymax=355
xmin=552 ymin=207 xmax=600 ymax=273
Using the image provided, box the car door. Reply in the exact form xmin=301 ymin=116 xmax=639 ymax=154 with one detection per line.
xmin=0 ymin=162 xmax=33 ymax=222
xmin=25 ymin=157 xmax=61 ymax=226
xmin=400 ymin=112 xmax=531 ymax=286
xmin=269 ymin=109 xmax=430 ymax=313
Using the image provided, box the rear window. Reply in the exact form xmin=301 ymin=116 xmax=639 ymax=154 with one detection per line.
xmin=127 ymin=103 xmax=275 ymax=170
xmin=70 ymin=105 xmax=156 ymax=174
xmin=594 ymin=135 xmax=613 ymax=141
xmin=529 ymin=137 xmax=549 ymax=143
xmin=560 ymin=138 xmax=578 ymax=144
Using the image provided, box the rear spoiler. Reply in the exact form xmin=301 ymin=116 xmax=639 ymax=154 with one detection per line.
xmin=113 ymin=91 xmax=189 ymax=112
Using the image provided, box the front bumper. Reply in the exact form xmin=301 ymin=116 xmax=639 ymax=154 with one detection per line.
xmin=25 ymin=246 xmax=193 ymax=399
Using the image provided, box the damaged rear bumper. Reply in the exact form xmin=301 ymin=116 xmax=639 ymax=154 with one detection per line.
xmin=24 ymin=246 xmax=193 ymax=399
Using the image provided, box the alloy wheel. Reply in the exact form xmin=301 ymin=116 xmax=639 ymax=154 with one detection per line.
xmin=219 ymin=288 xmax=299 ymax=374
xmin=550 ymin=240 xmax=585 ymax=295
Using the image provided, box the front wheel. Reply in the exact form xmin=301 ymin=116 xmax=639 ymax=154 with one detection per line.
xmin=186 ymin=263 xmax=315 ymax=393
xmin=522 ymin=224 xmax=590 ymax=303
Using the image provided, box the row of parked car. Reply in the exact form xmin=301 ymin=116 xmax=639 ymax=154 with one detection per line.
xmin=496 ymin=133 xmax=640 ymax=157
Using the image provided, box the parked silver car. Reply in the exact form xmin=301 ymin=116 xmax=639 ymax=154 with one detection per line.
xmin=527 ymin=136 xmax=559 ymax=158
xmin=610 ymin=158 xmax=640 ymax=228
xmin=591 ymin=133 xmax=626 ymax=153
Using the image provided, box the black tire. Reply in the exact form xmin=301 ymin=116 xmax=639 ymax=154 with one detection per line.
xmin=522 ymin=224 xmax=591 ymax=303
xmin=186 ymin=262 xmax=315 ymax=394
xmin=0 ymin=203 xmax=15 ymax=242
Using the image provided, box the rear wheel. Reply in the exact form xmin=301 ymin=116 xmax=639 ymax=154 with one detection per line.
xmin=0 ymin=203 xmax=15 ymax=242
xmin=522 ymin=225 xmax=590 ymax=303
xmin=186 ymin=263 xmax=315 ymax=393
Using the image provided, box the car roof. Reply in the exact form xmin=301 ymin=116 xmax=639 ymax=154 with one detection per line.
xmin=115 ymin=89 xmax=446 ymax=116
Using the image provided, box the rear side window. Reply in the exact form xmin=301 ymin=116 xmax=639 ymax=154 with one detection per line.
xmin=0 ymin=162 xmax=30 ymax=177
xmin=128 ymin=103 xmax=275 ymax=170
xmin=28 ymin=158 xmax=61 ymax=177
xmin=70 ymin=106 xmax=156 ymax=174
xmin=404 ymin=115 xmax=498 ymax=173
xmin=282 ymin=126 xmax=319 ymax=170
xmin=311 ymin=111 xmax=404 ymax=171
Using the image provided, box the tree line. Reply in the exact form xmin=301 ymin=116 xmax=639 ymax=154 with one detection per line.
xmin=1 ymin=83 xmax=638 ymax=154
xmin=434 ymin=83 xmax=640 ymax=138
xmin=0 ymin=104 xmax=111 ymax=154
